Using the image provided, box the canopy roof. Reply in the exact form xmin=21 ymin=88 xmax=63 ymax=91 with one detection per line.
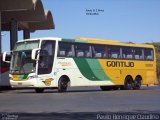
xmin=0 ymin=0 xmax=55 ymax=31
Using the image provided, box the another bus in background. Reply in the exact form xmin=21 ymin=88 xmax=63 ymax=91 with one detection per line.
xmin=0 ymin=53 xmax=10 ymax=89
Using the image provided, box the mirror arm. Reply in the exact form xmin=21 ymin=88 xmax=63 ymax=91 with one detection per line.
xmin=31 ymin=48 xmax=40 ymax=60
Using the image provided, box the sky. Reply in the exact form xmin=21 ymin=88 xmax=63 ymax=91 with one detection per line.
xmin=1 ymin=0 xmax=160 ymax=52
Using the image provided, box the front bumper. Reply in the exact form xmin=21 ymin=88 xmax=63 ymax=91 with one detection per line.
xmin=10 ymin=79 xmax=38 ymax=88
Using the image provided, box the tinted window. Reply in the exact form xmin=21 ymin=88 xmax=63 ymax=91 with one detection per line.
xmin=144 ymin=48 xmax=154 ymax=60
xmin=92 ymin=45 xmax=106 ymax=58
xmin=58 ymin=42 xmax=74 ymax=57
xmin=108 ymin=46 xmax=121 ymax=59
xmin=122 ymin=47 xmax=133 ymax=59
xmin=134 ymin=48 xmax=143 ymax=60
xmin=75 ymin=43 xmax=92 ymax=58
xmin=38 ymin=41 xmax=55 ymax=74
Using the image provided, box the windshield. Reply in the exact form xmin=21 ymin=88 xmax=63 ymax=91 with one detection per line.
xmin=10 ymin=40 xmax=55 ymax=75
xmin=10 ymin=40 xmax=39 ymax=74
xmin=14 ymin=40 xmax=39 ymax=51
xmin=10 ymin=50 xmax=36 ymax=74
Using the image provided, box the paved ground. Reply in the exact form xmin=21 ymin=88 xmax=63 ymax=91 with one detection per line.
xmin=0 ymin=86 xmax=160 ymax=120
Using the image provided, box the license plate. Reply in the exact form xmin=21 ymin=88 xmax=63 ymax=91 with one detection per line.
xmin=18 ymin=83 xmax=22 ymax=86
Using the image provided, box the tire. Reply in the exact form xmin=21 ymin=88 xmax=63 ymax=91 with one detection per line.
xmin=124 ymin=76 xmax=134 ymax=90
xmin=35 ymin=88 xmax=44 ymax=93
xmin=58 ymin=77 xmax=68 ymax=92
xmin=100 ymin=86 xmax=112 ymax=91
xmin=133 ymin=77 xmax=141 ymax=90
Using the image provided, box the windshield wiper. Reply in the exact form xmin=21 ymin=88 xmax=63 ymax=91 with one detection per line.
xmin=10 ymin=69 xmax=19 ymax=73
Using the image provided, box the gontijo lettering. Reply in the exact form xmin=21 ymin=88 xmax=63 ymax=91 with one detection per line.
xmin=106 ymin=61 xmax=134 ymax=67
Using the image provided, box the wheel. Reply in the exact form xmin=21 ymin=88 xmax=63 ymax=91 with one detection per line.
xmin=58 ymin=77 xmax=68 ymax=92
xmin=35 ymin=88 xmax=44 ymax=93
xmin=100 ymin=86 xmax=112 ymax=91
xmin=133 ymin=77 xmax=141 ymax=90
xmin=124 ymin=76 xmax=134 ymax=90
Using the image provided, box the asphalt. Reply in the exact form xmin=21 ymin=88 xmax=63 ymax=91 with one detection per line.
xmin=0 ymin=86 xmax=160 ymax=120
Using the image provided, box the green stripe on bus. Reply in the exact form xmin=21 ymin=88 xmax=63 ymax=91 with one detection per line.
xmin=73 ymin=58 xmax=98 ymax=80
xmin=62 ymin=38 xmax=87 ymax=43
xmin=62 ymin=39 xmax=75 ymax=42
xmin=86 ymin=59 xmax=110 ymax=81
xmin=75 ymin=40 xmax=88 ymax=43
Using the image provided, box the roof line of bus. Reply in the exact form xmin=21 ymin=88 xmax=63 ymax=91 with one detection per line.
xmin=17 ymin=37 xmax=62 ymax=42
xmin=75 ymin=37 xmax=154 ymax=48
xmin=16 ymin=37 xmax=154 ymax=48
xmin=76 ymin=37 xmax=121 ymax=43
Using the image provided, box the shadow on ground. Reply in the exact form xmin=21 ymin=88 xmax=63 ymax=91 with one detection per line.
xmin=2 ymin=85 xmax=159 ymax=94
xmin=1 ymin=111 xmax=160 ymax=120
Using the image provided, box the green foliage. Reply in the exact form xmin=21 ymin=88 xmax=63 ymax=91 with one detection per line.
xmin=147 ymin=42 xmax=160 ymax=80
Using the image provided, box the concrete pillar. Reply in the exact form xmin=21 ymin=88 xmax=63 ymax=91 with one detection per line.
xmin=10 ymin=19 xmax=18 ymax=50
xmin=23 ymin=29 xmax=30 ymax=39
xmin=0 ymin=12 xmax=1 ymax=53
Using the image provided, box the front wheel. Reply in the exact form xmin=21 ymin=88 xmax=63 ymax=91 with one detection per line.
xmin=58 ymin=77 xmax=68 ymax=92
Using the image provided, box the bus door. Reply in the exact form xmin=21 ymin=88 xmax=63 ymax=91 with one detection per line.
xmin=37 ymin=40 xmax=56 ymax=86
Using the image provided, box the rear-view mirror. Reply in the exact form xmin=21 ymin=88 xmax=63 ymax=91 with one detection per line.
xmin=31 ymin=48 xmax=40 ymax=60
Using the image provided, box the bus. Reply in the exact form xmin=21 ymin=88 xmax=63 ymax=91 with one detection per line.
xmin=0 ymin=53 xmax=10 ymax=89
xmin=3 ymin=37 xmax=157 ymax=93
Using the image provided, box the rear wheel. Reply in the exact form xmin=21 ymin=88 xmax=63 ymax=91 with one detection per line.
xmin=35 ymin=88 xmax=44 ymax=93
xmin=58 ymin=77 xmax=69 ymax=92
xmin=124 ymin=76 xmax=134 ymax=90
xmin=133 ymin=77 xmax=141 ymax=90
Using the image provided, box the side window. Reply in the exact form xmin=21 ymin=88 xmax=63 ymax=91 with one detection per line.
xmin=108 ymin=46 xmax=121 ymax=59
xmin=122 ymin=47 xmax=133 ymax=59
xmin=92 ymin=45 xmax=106 ymax=58
xmin=144 ymin=48 xmax=154 ymax=60
xmin=58 ymin=42 xmax=74 ymax=57
xmin=38 ymin=41 xmax=55 ymax=74
xmin=75 ymin=43 xmax=92 ymax=58
xmin=134 ymin=48 xmax=143 ymax=60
